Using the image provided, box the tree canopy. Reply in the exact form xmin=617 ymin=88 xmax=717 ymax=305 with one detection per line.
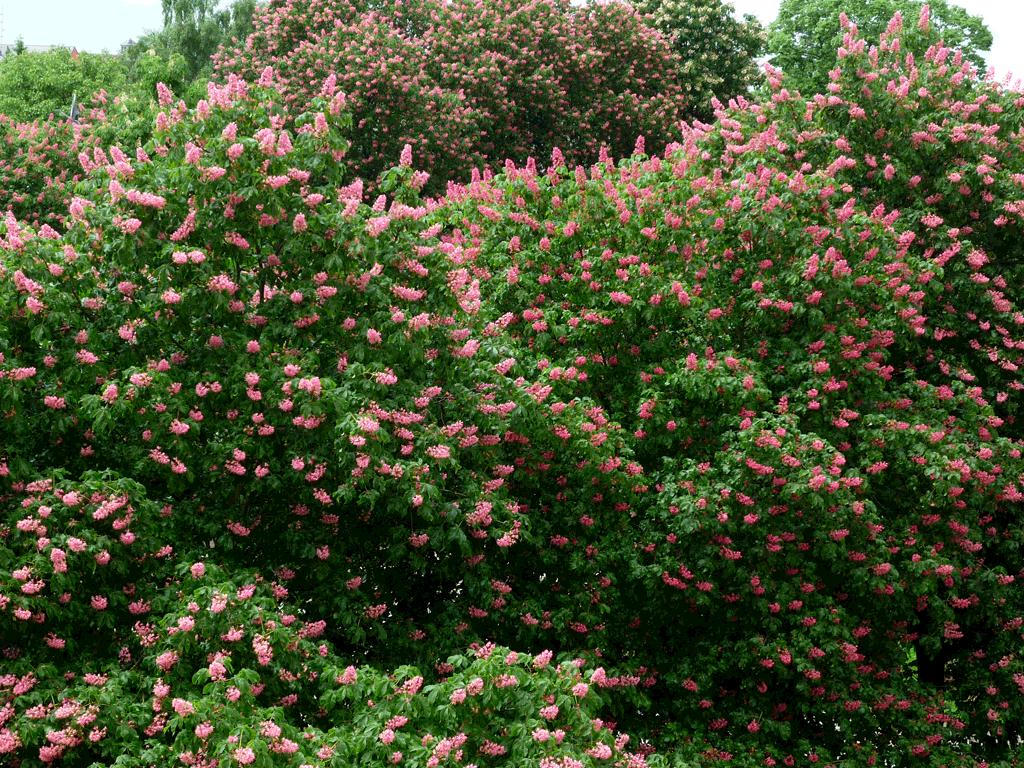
xmin=765 ymin=0 xmax=992 ymax=96
xmin=1 ymin=7 xmax=1024 ymax=768
xmin=630 ymin=0 xmax=766 ymax=122
xmin=212 ymin=0 xmax=690 ymax=195
xmin=0 ymin=47 xmax=125 ymax=125
xmin=120 ymin=0 xmax=262 ymax=87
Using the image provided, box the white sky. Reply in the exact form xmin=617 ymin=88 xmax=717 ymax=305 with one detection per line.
xmin=1 ymin=0 xmax=1021 ymax=88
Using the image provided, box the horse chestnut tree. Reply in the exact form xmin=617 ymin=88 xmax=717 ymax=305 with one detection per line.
xmin=1 ymin=10 xmax=1024 ymax=768
xmin=212 ymin=0 xmax=689 ymax=195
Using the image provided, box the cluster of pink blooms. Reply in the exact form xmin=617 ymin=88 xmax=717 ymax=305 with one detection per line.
xmin=1 ymin=7 xmax=1023 ymax=763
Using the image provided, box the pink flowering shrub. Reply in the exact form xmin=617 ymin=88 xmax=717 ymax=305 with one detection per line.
xmin=0 ymin=115 xmax=96 ymax=231
xmin=0 ymin=69 xmax=651 ymax=768
xmin=0 ymin=486 xmax=632 ymax=765
xmin=0 ymin=83 xmax=166 ymax=235
xmin=212 ymin=0 xmax=688 ymax=195
xmin=2 ymin=9 xmax=1024 ymax=766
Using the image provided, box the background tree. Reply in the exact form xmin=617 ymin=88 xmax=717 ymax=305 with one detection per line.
xmin=121 ymin=0 xmax=262 ymax=89
xmin=213 ymin=0 xmax=689 ymax=195
xmin=0 ymin=47 xmax=125 ymax=124
xmin=765 ymin=0 xmax=991 ymax=96
xmin=161 ymin=0 xmax=232 ymax=82
xmin=221 ymin=0 xmax=261 ymax=48
xmin=630 ymin=0 xmax=766 ymax=122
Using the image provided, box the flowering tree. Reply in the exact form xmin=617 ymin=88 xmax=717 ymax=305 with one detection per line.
xmin=0 ymin=89 xmax=149 ymax=234
xmin=0 ymin=70 xmax=656 ymax=768
xmin=211 ymin=0 xmax=688 ymax=195
xmin=766 ymin=0 xmax=993 ymax=96
xmin=0 ymin=116 xmax=85 ymax=231
xmin=2 ymin=10 xmax=1024 ymax=768
xmin=630 ymin=0 xmax=766 ymax=122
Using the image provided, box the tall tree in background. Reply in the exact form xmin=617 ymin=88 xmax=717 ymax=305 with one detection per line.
xmin=631 ymin=0 xmax=766 ymax=122
xmin=122 ymin=0 xmax=261 ymax=88
xmin=160 ymin=0 xmax=231 ymax=82
xmin=766 ymin=0 xmax=991 ymax=96
xmin=221 ymin=0 xmax=261 ymax=49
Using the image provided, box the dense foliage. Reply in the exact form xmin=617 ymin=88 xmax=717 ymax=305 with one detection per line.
xmin=0 ymin=117 xmax=86 ymax=231
xmin=0 ymin=25 xmax=236 ymax=233
xmin=766 ymin=0 xmax=992 ymax=96
xmin=630 ymin=0 xmax=766 ymax=122
xmin=2 ymin=8 xmax=1024 ymax=768
xmin=0 ymin=89 xmax=160 ymax=235
xmin=212 ymin=0 xmax=689 ymax=195
xmin=120 ymin=0 xmax=262 ymax=86
xmin=0 ymin=48 xmax=126 ymax=125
